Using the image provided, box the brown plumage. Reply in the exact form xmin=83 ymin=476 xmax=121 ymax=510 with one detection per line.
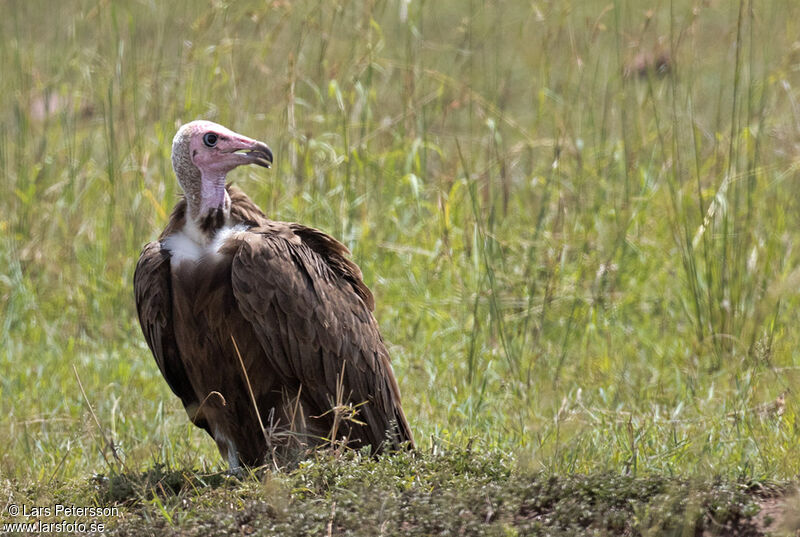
xmin=134 ymin=121 xmax=413 ymax=469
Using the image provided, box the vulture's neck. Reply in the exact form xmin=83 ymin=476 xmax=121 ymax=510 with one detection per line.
xmin=181 ymin=170 xmax=233 ymax=246
xmin=164 ymin=183 xmax=243 ymax=266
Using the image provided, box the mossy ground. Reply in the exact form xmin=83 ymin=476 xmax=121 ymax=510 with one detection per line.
xmin=1 ymin=448 xmax=798 ymax=536
xmin=7 ymin=446 xmax=786 ymax=536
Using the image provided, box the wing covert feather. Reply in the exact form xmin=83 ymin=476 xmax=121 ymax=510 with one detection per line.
xmin=230 ymin=228 xmax=413 ymax=449
xmin=133 ymin=242 xmax=198 ymax=411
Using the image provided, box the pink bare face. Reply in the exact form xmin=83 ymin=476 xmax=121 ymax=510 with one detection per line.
xmin=178 ymin=120 xmax=272 ymax=214
xmin=188 ymin=121 xmax=273 ymax=175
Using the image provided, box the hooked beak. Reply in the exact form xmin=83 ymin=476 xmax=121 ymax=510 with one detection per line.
xmin=239 ymin=140 xmax=273 ymax=169
xmin=222 ymin=136 xmax=274 ymax=169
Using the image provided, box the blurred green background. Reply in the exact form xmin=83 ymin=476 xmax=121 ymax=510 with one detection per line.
xmin=2 ymin=0 xmax=800 ymax=483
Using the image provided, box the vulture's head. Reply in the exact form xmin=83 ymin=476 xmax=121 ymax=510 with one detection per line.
xmin=171 ymin=120 xmax=273 ymax=219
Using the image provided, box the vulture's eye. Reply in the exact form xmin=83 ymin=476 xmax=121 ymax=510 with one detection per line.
xmin=203 ymin=133 xmax=218 ymax=147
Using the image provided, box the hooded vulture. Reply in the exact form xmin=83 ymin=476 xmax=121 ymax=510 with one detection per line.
xmin=134 ymin=120 xmax=414 ymax=469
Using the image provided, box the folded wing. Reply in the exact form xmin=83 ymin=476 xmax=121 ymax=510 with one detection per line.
xmin=133 ymin=242 xmax=209 ymax=433
xmin=230 ymin=224 xmax=414 ymax=451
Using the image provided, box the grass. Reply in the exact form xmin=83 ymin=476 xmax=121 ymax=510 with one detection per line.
xmin=2 ymin=0 xmax=800 ymax=533
xmin=4 ymin=445 xmax=784 ymax=536
xmin=89 ymin=446 xmax=778 ymax=536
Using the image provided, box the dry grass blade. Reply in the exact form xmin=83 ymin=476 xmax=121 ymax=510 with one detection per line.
xmin=73 ymin=364 xmax=127 ymax=473
xmin=231 ymin=335 xmax=271 ymax=457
